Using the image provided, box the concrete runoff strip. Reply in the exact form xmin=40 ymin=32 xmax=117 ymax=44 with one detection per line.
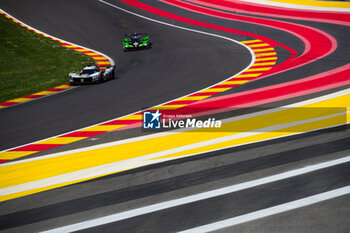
xmin=41 ymin=155 xmax=350 ymax=233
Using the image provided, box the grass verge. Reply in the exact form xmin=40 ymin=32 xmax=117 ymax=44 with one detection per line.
xmin=0 ymin=14 xmax=93 ymax=102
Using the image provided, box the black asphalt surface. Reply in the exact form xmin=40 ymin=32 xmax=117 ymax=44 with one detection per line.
xmin=0 ymin=0 xmax=349 ymax=232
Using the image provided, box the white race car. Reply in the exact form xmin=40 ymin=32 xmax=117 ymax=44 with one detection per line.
xmin=69 ymin=64 xmax=115 ymax=85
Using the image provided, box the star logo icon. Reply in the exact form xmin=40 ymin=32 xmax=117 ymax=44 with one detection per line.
xmin=143 ymin=110 xmax=162 ymax=129
xmin=150 ymin=110 xmax=161 ymax=122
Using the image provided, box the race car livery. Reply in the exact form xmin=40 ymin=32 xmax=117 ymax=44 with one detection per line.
xmin=123 ymin=33 xmax=152 ymax=51
xmin=69 ymin=64 xmax=115 ymax=85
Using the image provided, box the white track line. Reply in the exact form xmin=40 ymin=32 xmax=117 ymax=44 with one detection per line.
xmin=0 ymin=1 xmax=254 ymax=153
xmin=179 ymin=185 xmax=350 ymax=233
xmin=41 ymin=155 xmax=350 ymax=233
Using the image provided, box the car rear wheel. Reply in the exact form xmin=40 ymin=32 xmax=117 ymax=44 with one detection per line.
xmin=97 ymin=75 xmax=103 ymax=84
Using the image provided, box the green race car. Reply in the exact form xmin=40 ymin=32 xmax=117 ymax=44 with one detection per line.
xmin=123 ymin=33 xmax=152 ymax=51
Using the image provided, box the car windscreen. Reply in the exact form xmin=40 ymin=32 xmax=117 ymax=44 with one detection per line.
xmin=131 ymin=36 xmax=142 ymax=43
xmin=81 ymin=69 xmax=96 ymax=75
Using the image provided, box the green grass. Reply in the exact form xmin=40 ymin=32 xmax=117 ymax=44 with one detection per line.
xmin=0 ymin=15 xmax=93 ymax=102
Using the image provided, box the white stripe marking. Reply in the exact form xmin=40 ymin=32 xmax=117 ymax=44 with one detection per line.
xmin=179 ymin=185 xmax=350 ymax=233
xmin=42 ymin=156 xmax=350 ymax=233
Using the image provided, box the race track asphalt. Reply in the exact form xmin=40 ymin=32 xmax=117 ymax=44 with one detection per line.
xmin=0 ymin=0 xmax=349 ymax=232
xmin=0 ymin=0 xmax=251 ymax=150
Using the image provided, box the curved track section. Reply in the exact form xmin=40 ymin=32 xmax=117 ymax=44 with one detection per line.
xmin=0 ymin=0 xmax=250 ymax=151
xmin=0 ymin=38 xmax=278 ymax=162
